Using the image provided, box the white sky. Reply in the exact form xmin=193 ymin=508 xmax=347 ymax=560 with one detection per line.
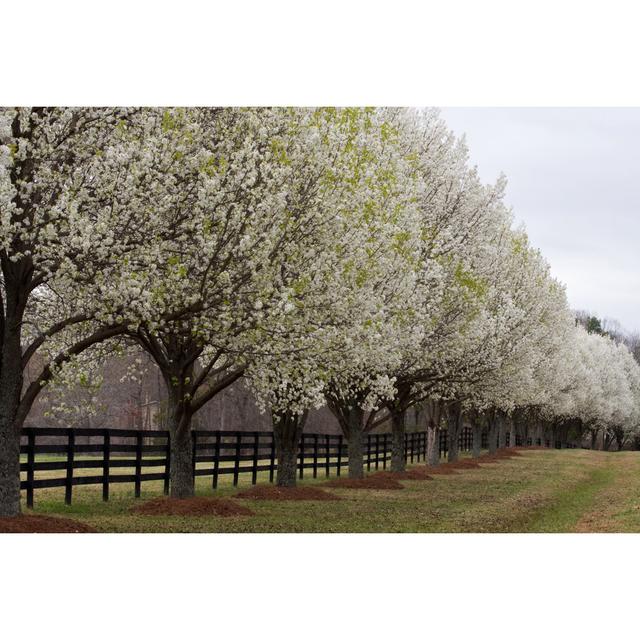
xmin=440 ymin=108 xmax=640 ymax=334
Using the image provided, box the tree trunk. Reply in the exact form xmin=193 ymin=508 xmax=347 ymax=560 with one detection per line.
xmin=522 ymin=418 xmax=529 ymax=446
xmin=424 ymin=400 xmax=442 ymax=467
xmin=0 ymin=415 xmax=21 ymax=517
xmin=169 ymin=423 xmax=193 ymax=498
xmin=560 ymin=424 xmax=569 ymax=448
xmin=446 ymin=401 xmax=462 ymax=463
xmin=498 ymin=413 xmax=507 ymax=449
xmin=166 ymin=387 xmax=194 ymax=499
xmin=472 ymin=422 xmax=483 ymax=458
xmin=426 ymin=423 xmax=439 ymax=466
xmin=0 ymin=316 xmax=26 ymax=517
xmin=390 ymin=409 xmax=406 ymax=473
xmin=614 ymin=429 xmax=625 ymax=452
xmin=346 ymin=406 xmax=365 ymax=479
xmin=326 ymin=396 xmax=366 ymax=479
xmin=488 ymin=415 xmax=498 ymax=454
xmin=509 ymin=417 xmax=517 ymax=448
xmin=272 ymin=410 xmax=306 ymax=487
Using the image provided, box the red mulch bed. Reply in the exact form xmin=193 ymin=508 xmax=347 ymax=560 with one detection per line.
xmin=235 ymin=486 xmax=341 ymax=501
xmin=131 ymin=497 xmax=254 ymax=517
xmin=424 ymin=465 xmax=459 ymax=475
xmin=492 ymin=449 xmax=523 ymax=457
xmin=475 ymin=450 xmax=523 ymax=463
xmin=0 ymin=514 xmax=95 ymax=533
xmin=324 ymin=476 xmax=405 ymax=490
xmin=372 ymin=469 xmax=434 ymax=481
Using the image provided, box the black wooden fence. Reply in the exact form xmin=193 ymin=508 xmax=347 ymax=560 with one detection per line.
xmin=19 ymin=425 xmax=569 ymax=506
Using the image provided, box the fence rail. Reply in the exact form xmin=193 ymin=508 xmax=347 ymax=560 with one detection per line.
xmin=19 ymin=425 xmax=569 ymax=506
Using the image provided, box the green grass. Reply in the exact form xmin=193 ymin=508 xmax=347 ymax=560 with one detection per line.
xmin=18 ymin=449 xmax=640 ymax=533
xmin=523 ymin=459 xmax=618 ymax=532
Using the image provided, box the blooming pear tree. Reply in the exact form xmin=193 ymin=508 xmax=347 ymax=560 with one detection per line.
xmin=0 ymin=107 xmax=174 ymax=516
xmin=247 ymin=107 xmax=425 ymax=484
xmin=537 ymin=326 xmax=640 ymax=450
xmin=110 ymin=107 xmax=424 ymax=494
xmin=358 ymin=110 xmax=526 ymax=470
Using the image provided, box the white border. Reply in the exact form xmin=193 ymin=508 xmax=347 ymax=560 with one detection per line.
xmin=2 ymin=0 xmax=640 ymax=105
xmin=2 ymin=2 xmax=640 ymax=637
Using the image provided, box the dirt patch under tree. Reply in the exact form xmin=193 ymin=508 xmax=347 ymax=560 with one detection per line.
xmin=131 ymin=497 xmax=254 ymax=517
xmin=0 ymin=514 xmax=96 ymax=533
xmin=235 ymin=486 xmax=341 ymax=501
xmin=373 ymin=469 xmax=434 ymax=481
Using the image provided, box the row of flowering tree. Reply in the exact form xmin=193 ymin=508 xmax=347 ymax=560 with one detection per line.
xmin=1 ymin=107 xmax=639 ymax=516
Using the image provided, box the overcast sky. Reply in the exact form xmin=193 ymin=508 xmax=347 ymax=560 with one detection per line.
xmin=440 ymin=108 xmax=640 ymax=334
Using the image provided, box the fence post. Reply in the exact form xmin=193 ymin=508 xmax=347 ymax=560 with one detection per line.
xmin=375 ymin=434 xmax=380 ymax=470
xmin=252 ymin=433 xmax=259 ymax=485
xmin=269 ymin=434 xmax=275 ymax=483
xmin=299 ymin=435 xmax=305 ymax=480
xmin=213 ymin=432 xmax=221 ymax=489
xmin=233 ymin=433 xmax=241 ymax=486
xmin=367 ymin=435 xmax=372 ymax=471
xmin=337 ymin=435 xmax=342 ymax=476
xmin=325 ymin=435 xmax=330 ymax=477
xmin=135 ymin=432 xmax=143 ymax=498
xmin=313 ymin=434 xmax=319 ymax=478
xmin=382 ymin=434 xmax=388 ymax=469
xmin=26 ymin=429 xmax=35 ymax=509
xmin=103 ymin=430 xmax=111 ymax=502
xmin=65 ymin=430 xmax=75 ymax=506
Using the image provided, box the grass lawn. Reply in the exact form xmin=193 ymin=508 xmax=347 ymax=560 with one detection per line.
xmin=18 ymin=449 xmax=640 ymax=533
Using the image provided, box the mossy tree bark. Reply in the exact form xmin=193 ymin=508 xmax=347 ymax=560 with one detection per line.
xmin=326 ymin=393 xmax=367 ymax=479
xmin=497 ymin=411 xmax=507 ymax=449
xmin=387 ymin=383 xmax=412 ymax=473
xmin=446 ymin=401 xmax=463 ymax=463
xmin=0 ymin=268 xmax=30 ymax=517
xmin=390 ymin=410 xmax=407 ymax=473
xmin=424 ymin=399 xmax=443 ymax=466
xmin=487 ymin=410 xmax=498 ymax=454
xmin=272 ymin=410 xmax=307 ymax=486
xmin=508 ymin=415 xmax=517 ymax=448
xmin=166 ymin=381 xmax=195 ymax=499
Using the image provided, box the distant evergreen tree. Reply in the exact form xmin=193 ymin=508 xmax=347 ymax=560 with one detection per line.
xmin=586 ymin=316 xmax=605 ymax=335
